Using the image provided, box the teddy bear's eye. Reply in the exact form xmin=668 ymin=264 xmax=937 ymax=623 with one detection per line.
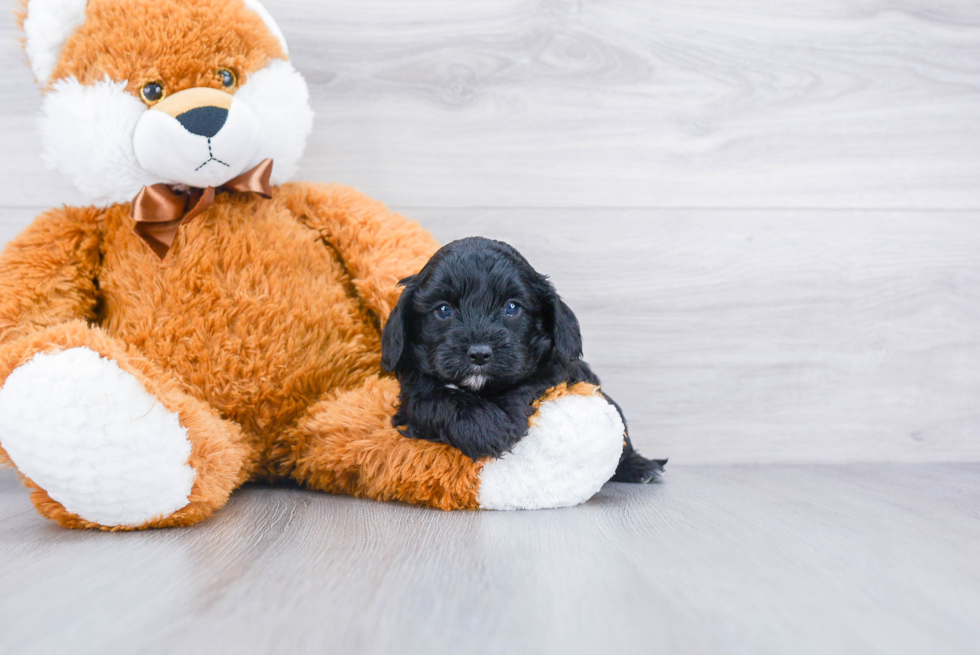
xmin=140 ymin=81 xmax=165 ymax=104
xmin=217 ymin=68 xmax=238 ymax=89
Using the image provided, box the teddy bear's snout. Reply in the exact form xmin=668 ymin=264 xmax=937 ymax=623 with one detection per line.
xmin=176 ymin=106 xmax=229 ymax=139
xmin=153 ymin=87 xmax=234 ymax=139
xmin=132 ymin=86 xmax=269 ymax=189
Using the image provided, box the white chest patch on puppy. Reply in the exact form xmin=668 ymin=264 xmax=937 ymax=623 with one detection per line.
xmin=0 ymin=348 xmax=196 ymax=528
xmin=477 ymin=393 xmax=625 ymax=510
xmin=461 ymin=374 xmax=488 ymax=391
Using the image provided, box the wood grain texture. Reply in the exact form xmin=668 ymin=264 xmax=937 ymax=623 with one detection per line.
xmin=418 ymin=208 xmax=980 ymax=464
xmin=1 ymin=464 xmax=978 ymax=654
xmin=1 ymin=0 xmax=980 ymax=208
xmin=1 ymin=206 xmax=978 ymax=464
xmin=2 ymin=4 xmax=978 ymax=650
xmin=1 ymin=0 xmax=979 ymax=464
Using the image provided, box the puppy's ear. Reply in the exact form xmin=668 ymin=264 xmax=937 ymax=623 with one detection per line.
xmin=535 ymin=274 xmax=584 ymax=361
xmin=381 ymin=275 xmax=417 ymax=372
xmin=551 ymin=297 xmax=584 ymax=361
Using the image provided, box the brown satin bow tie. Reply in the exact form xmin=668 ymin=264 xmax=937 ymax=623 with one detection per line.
xmin=131 ymin=158 xmax=274 ymax=259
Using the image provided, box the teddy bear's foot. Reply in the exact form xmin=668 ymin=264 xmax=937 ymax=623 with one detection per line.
xmin=477 ymin=383 xmax=625 ymax=510
xmin=0 ymin=347 xmax=196 ymax=527
xmin=0 ymin=335 xmax=251 ymax=529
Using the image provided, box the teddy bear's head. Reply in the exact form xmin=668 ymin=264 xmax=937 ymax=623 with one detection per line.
xmin=19 ymin=0 xmax=314 ymax=207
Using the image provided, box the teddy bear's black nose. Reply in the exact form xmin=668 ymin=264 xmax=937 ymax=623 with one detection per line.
xmin=176 ymin=106 xmax=228 ymax=138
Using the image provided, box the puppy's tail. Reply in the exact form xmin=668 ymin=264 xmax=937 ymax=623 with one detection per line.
xmin=612 ymin=436 xmax=667 ymax=484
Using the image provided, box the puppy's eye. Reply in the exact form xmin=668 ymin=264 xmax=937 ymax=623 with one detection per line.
xmin=217 ymin=68 xmax=238 ymax=89
xmin=435 ymin=304 xmax=453 ymax=320
xmin=505 ymin=301 xmax=521 ymax=317
xmin=140 ymin=81 xmax=165 ymax=104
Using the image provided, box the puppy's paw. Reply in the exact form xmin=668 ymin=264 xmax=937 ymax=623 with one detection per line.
xmin=476 ymin=389 xmax=624 ymax=510
xmin=612 ymin=451 xmax=667 ymax=484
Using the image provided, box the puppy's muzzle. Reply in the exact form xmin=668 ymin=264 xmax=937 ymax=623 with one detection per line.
xmin=467 ymin=344 xmax=493 ymax=366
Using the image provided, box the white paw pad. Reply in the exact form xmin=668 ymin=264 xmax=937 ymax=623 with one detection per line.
xmin=0 ymin=348 xmax=195 ymax=527
xmin=477 ymin=393 xmax=625 ymax=510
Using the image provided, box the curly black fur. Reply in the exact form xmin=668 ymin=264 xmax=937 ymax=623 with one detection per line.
xmin=381 ymin=237 xmax=666 ymax=482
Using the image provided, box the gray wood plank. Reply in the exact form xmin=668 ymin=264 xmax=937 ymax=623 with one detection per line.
xmin=2 ymin=0 xmax=980 ymax=209
xmin=1 ymin=464 xmax=978 ymax=655
xmin=2 ymin=206 xmax=978 ymax=464
xmin=418 ymin=207 xmax=980 ymax=464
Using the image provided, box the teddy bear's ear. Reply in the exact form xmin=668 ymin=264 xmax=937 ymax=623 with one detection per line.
xmin=241 ymin=0 xmax=289 ymax=55
xmin=20 ymin=0 xmax=89 ymax=84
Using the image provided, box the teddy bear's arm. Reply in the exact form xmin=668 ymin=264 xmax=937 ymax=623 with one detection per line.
xmin=280 ymin=182 xmax=440 ymax=323
xmin=0 ymin=207 xmax=103 ymax=344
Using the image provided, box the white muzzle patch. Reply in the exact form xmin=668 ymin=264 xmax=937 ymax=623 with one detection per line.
xmin=133 ymin=95 xmax=269 ymax=188
xmin=462 ymin=374 xmax=489 ymax=391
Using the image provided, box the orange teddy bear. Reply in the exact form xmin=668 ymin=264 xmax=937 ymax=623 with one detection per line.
xmin=0 ymin=0 xmax=627 ymax=530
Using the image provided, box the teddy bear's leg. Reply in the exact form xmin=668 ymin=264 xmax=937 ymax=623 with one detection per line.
xmin=287 ymin=375 xmax=625 ymax=511
xmin=0 ymin=322 xmax=252 ymax=530
xmin=287 ymin=375 xmax=484 ymax=510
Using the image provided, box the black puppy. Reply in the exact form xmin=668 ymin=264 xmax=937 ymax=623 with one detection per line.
xmin=381 ymin=237 xmax=666 ymax=483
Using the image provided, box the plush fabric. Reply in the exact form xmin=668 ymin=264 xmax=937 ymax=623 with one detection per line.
xmin=0 ymin=0 xmax=626 ymax=530
xmin=0 ymin=347 xmax=197 ymax=527
xmin=478 ymin=383 xmax=626 ymax=510
xmin=29 ymin=0 xmax=312 ymax=206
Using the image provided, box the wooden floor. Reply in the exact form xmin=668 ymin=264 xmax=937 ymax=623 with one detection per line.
xmin=2 ymin=464 xmax=978 ymax=654
xmin=2 ymin=0 xmax=979 ymax=464
xmin=1 ymin=0 xmax=979 ymax=652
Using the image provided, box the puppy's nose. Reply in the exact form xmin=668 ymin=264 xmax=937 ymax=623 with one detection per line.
xmin=467 ymin=345 xmax=493 ymax=366
xmin=176 ymin=106 xmax=228 ymax=138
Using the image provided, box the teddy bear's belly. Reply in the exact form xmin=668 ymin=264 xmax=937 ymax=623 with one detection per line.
xmin=98 ymin=206 xmax=384 ymax=463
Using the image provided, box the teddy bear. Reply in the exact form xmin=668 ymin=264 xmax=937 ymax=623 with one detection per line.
xmin=0 ymin=0 xmax=627 ymax=530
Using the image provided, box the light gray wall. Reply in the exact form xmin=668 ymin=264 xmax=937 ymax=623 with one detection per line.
xmin=1 ymin=0 xmax=978 ymax=463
